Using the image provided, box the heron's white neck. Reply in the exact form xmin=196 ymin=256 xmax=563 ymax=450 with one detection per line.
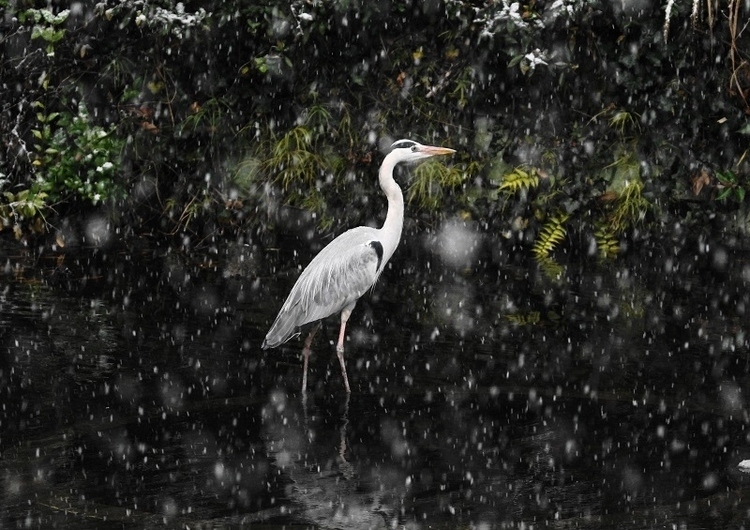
xmin=378 ymin=154 xmax=405 ymax=266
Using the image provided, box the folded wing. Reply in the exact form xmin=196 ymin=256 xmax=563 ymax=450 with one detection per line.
xmin=262 ymin=227 xmax=384 ymax=349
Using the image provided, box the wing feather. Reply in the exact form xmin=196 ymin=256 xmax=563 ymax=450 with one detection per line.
xmin=262 ymin=227 xmax=384 ymax=348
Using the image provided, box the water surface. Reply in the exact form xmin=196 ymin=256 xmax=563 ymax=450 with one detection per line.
xmin=2 ymin=229 xmax=749 ymax=529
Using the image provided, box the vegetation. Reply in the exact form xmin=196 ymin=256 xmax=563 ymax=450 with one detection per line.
xmin=0 ymin=0 xmax=748 ymax=262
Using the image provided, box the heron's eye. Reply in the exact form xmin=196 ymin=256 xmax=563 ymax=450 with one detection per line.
xmin=411 ymin=146 xmax=418 ymax=152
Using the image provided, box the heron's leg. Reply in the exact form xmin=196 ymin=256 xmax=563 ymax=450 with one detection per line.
xmin=301 ymin=322 xmax=322 ymax=392
xmin=336 ymin=307 xmax=353 ymax=393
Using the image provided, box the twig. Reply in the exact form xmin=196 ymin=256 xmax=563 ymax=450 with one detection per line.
xmin=728 ymin=0 xmax=749 ymax=111
xmin=9 ymin=98 xmax=34 ymax=173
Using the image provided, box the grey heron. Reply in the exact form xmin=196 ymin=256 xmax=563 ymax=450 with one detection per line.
xmin=262 ymin=139 xmax=456 ymax=393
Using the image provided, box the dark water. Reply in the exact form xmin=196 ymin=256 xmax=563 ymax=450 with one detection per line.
xmin=2 ymin=224 xmax=750 ymax=529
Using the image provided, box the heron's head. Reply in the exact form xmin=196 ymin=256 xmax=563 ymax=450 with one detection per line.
xmin=387 ymin=139 xmax=456 ymax=164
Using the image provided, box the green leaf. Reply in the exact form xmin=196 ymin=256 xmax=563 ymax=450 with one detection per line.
xmin=31 ymin=25 xmax=66 ymax=43
xmin=716 ymin=188 xmax=732 ymax=201
xmin=508 ymin=54 xmax=525 ymax=68
xmin=716 ymin=171 xmax=737 ymax=185
xmin=736 ymin=187 xmax=746 ymax=203
xmin=30 ymin=8 xmax=69 ymax=25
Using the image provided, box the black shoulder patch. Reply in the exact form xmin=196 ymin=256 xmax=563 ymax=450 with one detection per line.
xmin=369 ymin=240 xmax=384 ymax=271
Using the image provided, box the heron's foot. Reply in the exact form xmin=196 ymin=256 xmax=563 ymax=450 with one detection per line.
xmin=336 ymin=344 xmax=344 ymax=354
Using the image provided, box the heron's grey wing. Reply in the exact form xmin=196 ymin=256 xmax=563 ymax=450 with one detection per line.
xmin=262 ymin=228 xmax=383 ymax=349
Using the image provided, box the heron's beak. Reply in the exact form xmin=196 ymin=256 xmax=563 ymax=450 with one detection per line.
xmin=421 ymin=145 xmax=456 ymax=157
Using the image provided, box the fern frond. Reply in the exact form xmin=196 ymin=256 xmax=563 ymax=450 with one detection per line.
xmin=536 ymin=254 xmax=565 ymax=280
xmin=504 ymin=311 xmax=541 ymax=326
xmin=498 ymin=167 xmax=539 ymax=194
xmin=533 ymin=211 xmax=569 ymax=259
xmin=594 ymin=223 xmax=620 ymax=260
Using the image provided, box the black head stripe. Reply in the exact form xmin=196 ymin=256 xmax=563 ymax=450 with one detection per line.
xmin=390 ymin=139 xmax=418 ymax=151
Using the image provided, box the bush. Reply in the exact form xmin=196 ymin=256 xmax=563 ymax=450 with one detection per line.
xmin=0 ymin=1 xmax=747 ymax=253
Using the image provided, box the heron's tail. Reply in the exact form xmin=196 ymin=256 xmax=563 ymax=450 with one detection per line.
xmin=262 ymin=311 xmax=299 ymax=350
